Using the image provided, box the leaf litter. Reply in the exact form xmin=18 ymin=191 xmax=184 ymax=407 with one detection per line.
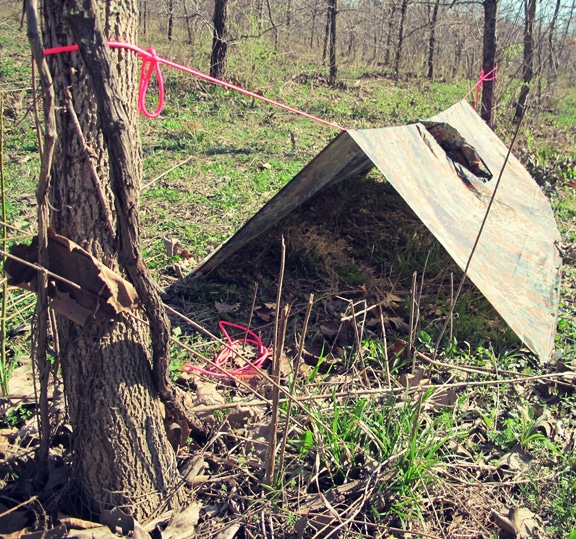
xmin=3 ymin=154 xmax=576 ymax=538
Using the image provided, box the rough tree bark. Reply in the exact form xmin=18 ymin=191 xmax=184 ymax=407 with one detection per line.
xmin=168 ymin=0 xmax=174 ymax=42
xmin=481 ymin=0 xmax=498 ymax=128
xmin=327 ymin=0 xmax=338 ymax=85
xmin=427 ymin=0 xmax=440 ymax=79
xmin=210 ymin=0 xmax=229 ymax=79
xmin=40 ymin=0 xmax=187 ymax=521
xmin=394 ymin=0 xmax=410 ymax=79
xmin=515 ymin=0 xmax=536 ymax=121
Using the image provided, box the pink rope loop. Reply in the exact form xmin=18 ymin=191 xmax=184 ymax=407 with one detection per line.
xmin=137 ymin=48 xmax=165 ymax=118
xmin=182 ymin=321 xmax=269 ymax=378
xmin=44 ymin=40 xmax=345 ymax=129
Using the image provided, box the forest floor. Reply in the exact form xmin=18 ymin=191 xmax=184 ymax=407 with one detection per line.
xmin=2 ymin=2 xmax=576 ymax=538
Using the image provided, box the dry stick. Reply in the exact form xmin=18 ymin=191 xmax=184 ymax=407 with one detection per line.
xmin=449 ymin=272 xmax=454 ymax=344
xmin=0 ymin=218 xmax=37 ymax=238
xmin=409 ymin=270 xmax=417 ymax=372
xmin=26 ymin=0 xmax=57 ymax=485
xmin=277 ymin=293 xmax=314 ymax=488
xmin=265 ymin=237 xmax=287 ymax=486
xmin=141 ymin=155 xmax=194 ymax=191
xmin=188 ymin=370 xmax=575 ymax=413
xmin=348 ymin=299 xmax=369 ymax=386
xmin=0 ymin=93 xmax=8 ymax=396
xmin=431 ymin=114 xmax=525 ymax=364
xmin=243 ymin=282 xmax=259 ymax=349
xmin=379 ymin=310 xmax=391 ymax=389
xmin=0 ymin=496 xmax=39 ymax=519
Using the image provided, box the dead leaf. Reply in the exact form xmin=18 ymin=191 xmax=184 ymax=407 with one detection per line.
xmin=21 ymin=524 xmax=67 ymax=539
xmin=195 ymin=382 xmax=225 ymax=407
xmin=397 ymin=368 xmax=426 ymax=388
xmin=212 ymin=523 xmax=241 ymax=539
xmin=498 ymin=448 xmax=530 ymax=474
xmin=214 ymin=301 xmax=238 ymax=314
xmin=179 ymin=455 xmax=209 ymax=487
xmin=5 ymin=230 xmax=138 ymax=325
xmin=59 ymin=517 xmax=102 ymax=530
xmin=66 ymin=527 xmax=117 ymax=539
xmin=161 ymin=502 xmax=201 ymax=539
xmin=491 ymin=507 xmax=545 ymax=538
xmin=426 ymin=387 xmax=457 ymax=410
xmin=163 ymin=237 xmax=182 ymax=257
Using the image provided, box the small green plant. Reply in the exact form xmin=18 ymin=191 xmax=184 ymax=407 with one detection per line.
xmin=4 ymin=404 xmax=34 ymax=427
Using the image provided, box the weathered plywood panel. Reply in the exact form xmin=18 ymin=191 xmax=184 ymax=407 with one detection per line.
xmin=348 ymin=100 xmax=561 ymax=360
xmin=187 ymin=100 xmax=561 ymax=360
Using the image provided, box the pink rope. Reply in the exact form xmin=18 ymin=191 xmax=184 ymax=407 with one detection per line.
xmin=463 ymin=66 xmax=498 ymax=110
xmin=43 ymin=41 xmax=346 ymax=129
xmin=181 ymin=321 xmax=269 ymax=378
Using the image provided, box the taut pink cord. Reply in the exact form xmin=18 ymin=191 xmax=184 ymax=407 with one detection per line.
xmin=43 ymin=41 xmax=346 ymax=130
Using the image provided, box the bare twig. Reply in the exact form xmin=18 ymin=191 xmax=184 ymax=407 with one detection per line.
xmin=26 ymin=0 xmax=57 ymax=484
xmin=278 ymin=293 xmax=314 ymax=487
xmin=265 ymin=237 xmax=288 ymax=486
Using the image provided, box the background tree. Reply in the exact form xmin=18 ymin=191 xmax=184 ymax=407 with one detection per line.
xmin=210 ymin=0 xmax=229 ymax=78
xmin=481 ymin=0 xmax=498 ymax=127
xmin=36 ymin=0 xmax=187 ymax=520
xmin=515 ymin=0 xmax=537 ymax=121
xmin=327 ymin=0 xmax=338 ymax=85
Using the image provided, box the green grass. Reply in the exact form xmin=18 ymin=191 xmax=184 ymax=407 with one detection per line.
xmin=1 ymin=5 xmax=576 ymax=536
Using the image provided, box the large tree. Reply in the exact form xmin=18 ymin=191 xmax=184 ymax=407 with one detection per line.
xmin=30 ymin=0 xmax=189 ymax=520
xmin=481 ymin=0 xmax=498 ymax=128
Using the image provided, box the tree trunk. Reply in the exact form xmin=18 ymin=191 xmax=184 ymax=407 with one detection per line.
xmin=480 ymin=0 xmax=498 ymax=128
xmin=427 ymin=0 xmax=440 ymax=79
xmin=168 ymin=0 xmax=174 ymax=42
xmin=515 ymin=0 xmax=536 ymax=121
xmin=547 ymin=0 xmax=561 ymax=77
xmin=182 ymin=0 xmax=194 ymax=45
xmin=41 ymin=0 xmax=186 ymax=521
xmin=394 ymin=0 xmax=410 ymax=80
xmin=328 ymin=0 xmax=338 ymax=85
xmin=210 ymin=0 xmax=229 ymax=79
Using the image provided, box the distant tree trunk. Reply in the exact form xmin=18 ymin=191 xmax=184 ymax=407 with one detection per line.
xmin=322 ymin=3 xmax=330 ymax=63
xmin=140 ymin=0 xmax=147 ymax=35
xmin=427 ymin=0 xmax=440 ymax=79
xmin=547 ymin=0 xmax=561 ymax=75
xmin=310 ymin=0 xmax=319 ymax=48
xmin=328 ymin=0 xmax=338 ymax=85
xmin=481 ymin=0 xmax=498 ymax=128
xmin=286 ymin=0 xmax=292 ymax=29
xmin=265 ymin=0 xmax=279 ymax=51
xmin=210 ymin=0 xmax=229 ymax=79
xmin=515 ymin=0 xmax=536 ymax=121
xmin=394 ymin=0 xmax=410 ymax=79
xmin=167 ymin=0 xmax=174 ymax=41
xmin=384 ymin=2 xmax=397 ymax=66
xmin=40 ymin=0 xmax=186 ymax=520
xmin=182 ymin=0 xmax=194 ymax=45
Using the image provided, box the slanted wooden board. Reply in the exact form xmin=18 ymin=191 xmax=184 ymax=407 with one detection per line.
xmin=187 ymin=100 xmax=561 ymax=360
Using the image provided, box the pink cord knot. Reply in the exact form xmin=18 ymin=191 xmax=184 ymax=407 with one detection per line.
xmin=464 ymin=66 xmax=498 ymax=110
xmin=138 ymin=48 xmax=165 ymax=118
